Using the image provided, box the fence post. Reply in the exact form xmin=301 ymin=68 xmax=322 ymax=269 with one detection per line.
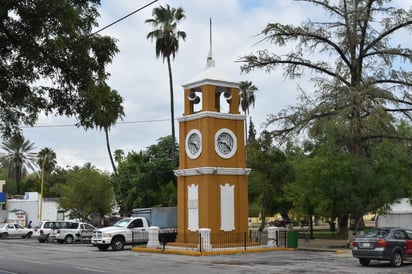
xmin=244 ymin=232 xmax=247 ymax=250
xmin=147 ymin=226 xmax=160 ymax=248
xmin=267 ymin=226 xmax=279 ymax=247
xmin=198 ymin=228 xmax=212 ymax=252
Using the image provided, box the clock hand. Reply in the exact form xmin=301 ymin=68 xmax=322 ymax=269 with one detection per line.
xmin=219 ymin=141 xmax=231 ymax=151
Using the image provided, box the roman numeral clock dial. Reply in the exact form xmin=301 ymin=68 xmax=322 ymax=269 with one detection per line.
xmin=215 ymin=128 xmax=237 ymax=158
xmin=185 ymin=129 xmax=202 ymax=159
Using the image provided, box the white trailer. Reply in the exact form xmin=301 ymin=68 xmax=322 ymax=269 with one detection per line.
xmin=375 ymin=198 xmax=412 ymax=229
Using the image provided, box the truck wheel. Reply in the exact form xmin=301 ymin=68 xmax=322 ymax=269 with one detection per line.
xmin=111 ymin=236 xmax=125 ymax=251
xmin=46 ymin=234 xmax=52 ymax=243
xmin=359 ymin=258 xmax=370 ymax=266
xmin=97 ymin=245 xmax=110 ymax=251
xmin=390 ymin=251 xmax=402 ymax=267
xmin=65 ymin=235 xmax=74 ymax=244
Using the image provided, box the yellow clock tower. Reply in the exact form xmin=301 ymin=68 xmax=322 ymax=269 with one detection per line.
xmin=175 ymin=48 xmax=250 ymax=243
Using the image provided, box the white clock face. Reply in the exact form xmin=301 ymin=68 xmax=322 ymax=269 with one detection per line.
xmin=185 ymin=129 xmax=202 ymax=159
xmin=215 ymin=128 xmax=237 ymax=158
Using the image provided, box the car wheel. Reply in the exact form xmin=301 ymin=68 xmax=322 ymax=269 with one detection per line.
xmin=25 ymin=231 xmax=32 ymax=238
xmin=111 ymin=236 xmax=125 ymax=251
xmin=65 ymin=235 xmax=74 ymax=244
xmin=0 ymin=233 xmax=8 ymax=239
xmin=359 ymin=258 xmax=370 ymax=266
xmin=390 ymin=251 xmax=403 ymax=267
xmin=97 ymin=245 xmax=110 ymax=251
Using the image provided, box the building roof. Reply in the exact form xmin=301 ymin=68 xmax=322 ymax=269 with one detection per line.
xmin=182 ymin=26 xmax=238 ymax=90
xmin=182 ymin=63 xmax=239 ymax=90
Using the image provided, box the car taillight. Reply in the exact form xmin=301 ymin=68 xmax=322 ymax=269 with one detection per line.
xmin=57 ymin=229 xmax=60 ymax=233
xmin=352 ymin=240 xmax=358 ymax=247
xmin=40 ymin=229 xmax=44 ymax=235
xmin=376 ymin=238 xmax=387 ymax=247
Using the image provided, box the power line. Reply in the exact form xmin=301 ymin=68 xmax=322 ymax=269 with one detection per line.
xmin=22 ymin=118 xmax=170 ymax=129
xmin=89 ymin=0 xmax=159 ymax=37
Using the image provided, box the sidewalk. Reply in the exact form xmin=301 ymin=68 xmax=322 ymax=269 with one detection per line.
xmin=298 ymin=237 xmax=351 ymax=253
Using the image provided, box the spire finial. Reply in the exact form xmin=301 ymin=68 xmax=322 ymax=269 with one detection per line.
xmin=206 ymin=17 xmax=215 ymax=68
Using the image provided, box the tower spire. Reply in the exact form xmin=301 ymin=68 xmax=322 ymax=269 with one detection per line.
xmin=206 ymin=17 xmax=215 ymax=68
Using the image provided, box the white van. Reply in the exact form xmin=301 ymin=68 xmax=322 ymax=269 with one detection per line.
xmin=33 ymin=221 xmax=72 ymax=243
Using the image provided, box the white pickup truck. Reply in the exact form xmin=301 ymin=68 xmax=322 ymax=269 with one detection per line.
xmin=91 ymin=217 xmax=150 ymax=251
xmin=55 ymin=222 xmax=96 ymax=244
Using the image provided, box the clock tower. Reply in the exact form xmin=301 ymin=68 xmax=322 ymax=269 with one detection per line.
xmin=175 ymin=47 xmax=250 ymax=243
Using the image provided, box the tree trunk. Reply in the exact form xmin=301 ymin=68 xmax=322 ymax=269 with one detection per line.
xmin=338 ymin=214 xmax=349 ymax=234
xmin=166 ymin=56 xmax=176 ymax=164
xmin=258 ymin=197 xmax=270 ymax=232
xmin=105 ymin=128 xmax=125 ymax=210
xmin=309 ymin=215 xmax=314 ymax=239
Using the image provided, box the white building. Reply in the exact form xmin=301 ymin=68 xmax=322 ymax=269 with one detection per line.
xmin=0 ymin=191 xmax=62 ymax=226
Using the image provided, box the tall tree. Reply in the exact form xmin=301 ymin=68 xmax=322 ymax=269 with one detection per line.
xmin=37 ymin=147 xmax=57 ymax=179
xmin=0 ymin=135 xmax=37 ymax=194
xmin=37 ymin=147 xmax=57 ymax=203
xmin=0 ymin=0 xmax=118 ymax=137
xmin=239 ymin=81 xmax=258 ymax=116
xmin=145 ymin=4 xmax=186 ymax=164
xmin=240 ymin=0 xmax=412 ymax=231
xmin=247 ymin=132 xmax=294 ymax=232
xmin=239 ymin=81 xmax=258 ymax=147
xmin=76 ymin=83 xmax=125 ymax=209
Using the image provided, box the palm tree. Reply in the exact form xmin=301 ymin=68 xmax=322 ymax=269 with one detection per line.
xmin=37 ymin=147 xmax=56 ymax=220
xmin=37 ymin=147 xmax=57 ymax=196
xmin=37 ymin=147 xmax=57 ymax=178
xmin=145 ymin=4 xmax=186 ymax=164
xmin=113 ymin=149 xmax=124 ymax=164
xmin=0 ymin=134 xmax=37 ymax=194
xmin=239 ymin=81 xmax=258 ymax=146
xmin=79 ymin=83 xmax=126 ymax=209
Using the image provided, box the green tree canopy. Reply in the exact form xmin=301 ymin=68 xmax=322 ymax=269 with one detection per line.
xmin=247 ymin=131 xmax=294 ymax=232
xmin=115 ymin=135 xmax=178 ymax=212
xmin=57 ymin=164 xmax=115 ymax=222
xmin=77 ymin=83 xmax=125 ymax=208
xmin=239 ymin=0 xmax=412 ymax=231
xmin=1 ymin=0 xmax=118 ymax=137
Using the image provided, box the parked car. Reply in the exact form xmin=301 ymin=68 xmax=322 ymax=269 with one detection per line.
xmin=33 ymin=221 xmax=73 ymax=243
xmin=269 ymin=218 xmax=291 ymax=227
xmin=0 ymin=223 xmax=33 ymax=239
xmin=55 ymin=222 xmax=96 ymax=244
xmin=352 ymin=227 xmax=412 ymax=267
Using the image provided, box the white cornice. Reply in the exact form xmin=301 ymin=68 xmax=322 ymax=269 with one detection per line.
xmin=174 ymin=167 xmax=251 ymax=177
xmin=177 ymin=111 xmax=245 ymax=122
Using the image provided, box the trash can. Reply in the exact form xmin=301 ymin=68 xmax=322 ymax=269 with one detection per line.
xmin=287 ymin=231 xmax=298 ymax=248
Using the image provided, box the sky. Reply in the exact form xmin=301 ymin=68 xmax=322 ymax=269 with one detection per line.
xmin=20 ymin=0 xmax=411 ymax=172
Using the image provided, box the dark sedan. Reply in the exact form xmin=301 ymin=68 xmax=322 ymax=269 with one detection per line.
xmin=352 ymin=227 xmax=412 ymax=267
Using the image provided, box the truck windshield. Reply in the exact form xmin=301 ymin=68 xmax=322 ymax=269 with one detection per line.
xmin=113 ymin=219 xmax=132 ymax=227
